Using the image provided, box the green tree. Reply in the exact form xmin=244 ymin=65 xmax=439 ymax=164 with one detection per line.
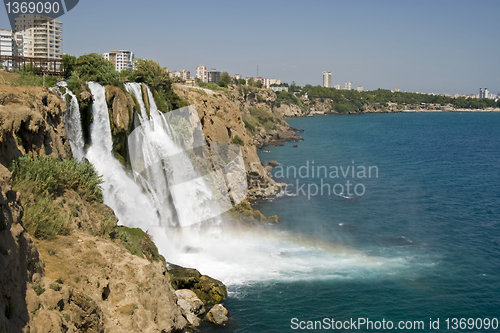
xmin=255 ymin=80 xmax=263 ymax=88
xmin=247 ymin=77 xmax=255 ymax=87
xmin=134 ymin=59 xmax=172 ymax=93
xmin=219 ymin=71 xmax=232 ymax=87
xmin=73 ymin=53 xmax=119 ymax=85
xmin=62 ymin=54 xmax=77 ymax=79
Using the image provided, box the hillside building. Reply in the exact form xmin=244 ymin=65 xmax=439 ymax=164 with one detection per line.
xmin=103 ymin=50 xmax=135 ymax=72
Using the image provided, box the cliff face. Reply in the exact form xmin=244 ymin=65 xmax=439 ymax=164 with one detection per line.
xmin=0 ymin=85 xmax=71 ymax=167
xmin=0 ymin=80 xmax=186 ymax=332
xmin=174 ymin=85 xmax=293 ymax=200
xmin=0 ymin=164 xmax=41 ymax=333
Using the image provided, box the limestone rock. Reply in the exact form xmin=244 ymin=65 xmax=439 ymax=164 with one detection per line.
xmin=0 ymin=85 xmax=71 ymax=167
xmin=175 ymin=289 xmax=205 ymax=327
xmin=205 ymin=304 xmax=229 ymax=325
xmin=269 ymin=160 xmax=279 ymax=167
xmin=174 ymin=84 xmax=298 ymax=200
xmin=0 ymin=164 xmax=42 ymax=332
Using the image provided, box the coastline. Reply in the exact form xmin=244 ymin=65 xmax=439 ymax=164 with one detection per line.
xmin=281 ymin=107 xmax=500 ymax=119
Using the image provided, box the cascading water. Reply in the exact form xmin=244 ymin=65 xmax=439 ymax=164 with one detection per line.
xmin=84 ymin=82 xmax=159 ymax=229
xmin=56 ymin=82 xmax=85 ymax=160
xmin=124 ymin=82 xmax=223 ymax=228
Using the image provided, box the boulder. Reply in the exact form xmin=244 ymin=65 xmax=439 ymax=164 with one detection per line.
xmin=167 ymin=264 xmax=227 ymax=306
xmin=175 ymin=289 xmax=205 ymax=327
xmin=205 ymin=304 xmax=228 ymax=325
xmin=268 ymin=160 xmax=279 ymax=167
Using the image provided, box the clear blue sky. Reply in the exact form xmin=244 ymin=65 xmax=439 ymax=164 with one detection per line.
xmin=1 ymin=0 xmax=499 ymax=95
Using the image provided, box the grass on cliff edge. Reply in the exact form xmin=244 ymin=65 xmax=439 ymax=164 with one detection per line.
xmin=0 ymin=69 xmax=60 ymax=87
xmin=9 ymin=155 xmax=164 ymax=262
xmin=10 ymin=155 xmax=104 ymax=239
xmin=242 ymin=106 xmax=284 ymax=134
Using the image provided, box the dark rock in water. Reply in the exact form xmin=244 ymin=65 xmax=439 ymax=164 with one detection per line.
xmin=167 ymin=264 xmax=228 ymax=306
xmin=293 ymin=128 xmax=305 ymax=133
xmin=268 ymin=160 xmax=280 ymax=167
xmin=293 ymin=145 xmax=299 ymax=148
xmin=205 ymin=304 xmax=229 ymax=325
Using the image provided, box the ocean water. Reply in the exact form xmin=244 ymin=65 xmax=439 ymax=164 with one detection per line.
xmin=200 ymin=112 xmax=500 ymax=332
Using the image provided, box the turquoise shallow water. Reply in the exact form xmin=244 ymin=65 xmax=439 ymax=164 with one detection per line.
xmin=202 ymin=112 xmax=500 ymax=332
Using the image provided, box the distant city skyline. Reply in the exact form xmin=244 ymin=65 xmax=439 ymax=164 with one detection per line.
xmin=1 ymin=0 xmax=499 ymax=95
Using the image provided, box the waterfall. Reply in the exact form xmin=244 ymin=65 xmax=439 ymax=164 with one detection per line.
xmin=125 ymin=83 xmax=225 ymax=228
xmin=60 ymin=81 xmax=409 ymax=286
xmin=57 ymin=82 xmax=85 ymax=160
xmin=85 ymin=82 xmax=159 ymax=229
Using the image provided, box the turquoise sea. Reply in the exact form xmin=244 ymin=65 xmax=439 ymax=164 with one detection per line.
xmin=201 ymin=112 xmax=500 ymax=332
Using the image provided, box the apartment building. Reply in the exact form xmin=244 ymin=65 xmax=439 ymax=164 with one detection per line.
xmin=14 ymin=14 xmax=63 ymax=59
xmin=196 ymin=65 xmax=208 ymax=82
xmin=0 ymin=29 xmax=14 ymax=69
xmin=170 ymin=69 xmax=190 ymax=80
xmin=208 ymin=69 xmax=221 ymax=83
xmin=103 ymin=50 xmax=135 ymax=72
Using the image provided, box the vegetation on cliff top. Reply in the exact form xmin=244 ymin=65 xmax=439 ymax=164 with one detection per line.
xmin=10 ymin=155 xmax=103 ymax=239
xmin=63 ymin=54 xmax=187 ymax=112
xmin=242 ymin=106 xmax=284 ymax=134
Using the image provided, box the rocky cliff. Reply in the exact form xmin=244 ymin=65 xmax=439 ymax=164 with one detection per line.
xmin=173 ymin=84 xmax=303 ymax=200
xmin=0 ymin=85 xmax=71 ymax=167
xmin=0 ymin=78 xmax=220 ymax=332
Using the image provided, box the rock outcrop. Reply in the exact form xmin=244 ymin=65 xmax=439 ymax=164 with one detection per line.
xmin=0 ymin=85 xmax=71 ymax=167
xmin=167 ymin=264 xmax=227 ymax=306
xmin=205 ymin=304 xmax=229 ymax=326
xmin=174 ymin=85 xmax=289 ymax=200
xmin=0 ymin=164 xmax=42 ymax=333
xmin=175 ymin=289 xmax=205 ymax=327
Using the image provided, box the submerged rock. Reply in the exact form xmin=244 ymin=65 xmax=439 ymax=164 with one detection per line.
xmin=205 ymin=304 xmax=229 ymax=325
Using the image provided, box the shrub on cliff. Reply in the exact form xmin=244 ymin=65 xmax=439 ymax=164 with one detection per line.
xmin=10 ymin=155 xmax=103 ymax=203
xmin=134 ymin=59 xmax=187 ymax=111
xmin=10 ymin=156 xmax=103 ymax=239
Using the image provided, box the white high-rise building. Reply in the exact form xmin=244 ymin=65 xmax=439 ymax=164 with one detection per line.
xmin=196 ymin=65 xmax=208 ymax=82
xmin=0 ymin=29 xmax=14 ymax=69
xmin=14 ymin=14 xmax=63 ymax=59
xmin=103 ymin=50 xmax=135 ymax=71
xmin=357 ymin=86 xmax=364 ymax=92
xmin=334 ymin=84 xmax=342 ymax=90
xmin=180 ymin=69 xmax=190 ymax=80
xmin=345 ymin=81 xmax=353 ymax=90
xmin=323 ymin=71 xmax=332 ymax=88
